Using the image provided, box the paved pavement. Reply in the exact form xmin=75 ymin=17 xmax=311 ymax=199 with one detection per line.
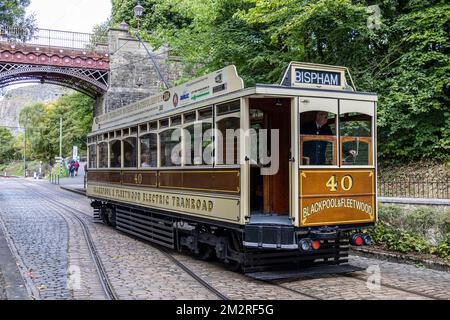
xmin=0 ymin=177 xmax=449 ymax=300
xmin=0 ymin=222 xmax=29 ymax=300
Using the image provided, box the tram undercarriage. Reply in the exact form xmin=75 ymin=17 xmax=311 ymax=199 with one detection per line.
xmin=91 ymin=200 xmax=360 ymax=273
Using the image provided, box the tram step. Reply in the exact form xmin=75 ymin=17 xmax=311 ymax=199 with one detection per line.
xmin=245 ymin=264 xmax=364 ymax=281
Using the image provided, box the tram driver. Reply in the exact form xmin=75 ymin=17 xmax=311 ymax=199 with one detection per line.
xmin=301 ymin=111 xmax=334 ymax=165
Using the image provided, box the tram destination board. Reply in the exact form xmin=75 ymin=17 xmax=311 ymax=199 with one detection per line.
xmin=294 ymin=68 xmax=341 ymax=86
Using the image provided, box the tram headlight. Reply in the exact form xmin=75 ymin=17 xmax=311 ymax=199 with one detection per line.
xmin=299 ymin=238 xmax=313 ymax=251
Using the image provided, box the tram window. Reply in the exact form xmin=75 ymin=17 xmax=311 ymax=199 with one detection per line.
xmin=139 ymin=124 xmax=148 ymax=133
xmin=299 ymin=111 xmax=337 ymax=166
xmin=98 ymin=142 xmax=108 ymax=168
xmin=184 ymin=123 xmax=213 ymax=165
xmin=171 ymin=115 xmax=182 ymax=126
xmin=216 ymin=117 xmax=240 ymax=165
xmin=184 ymin=112 xmax=196 ymax=123
xmin=149 ymin=121 xmax=157 ymax=130
xmin=160 ymin=119 xmax=169 ymax=129
xmin=198 ymin=107 xmax=213 ymax=120
xmin=160 ymin=129 xmax=181 ymax=166
xmin=110 ymin=140 xmax=121 ymax=168
xmin=216 ymin=100 xmax=240 ymax=116
xmin=140 ymin=133 xmax=157 ymax=168
xmin=339 ymin=112 xmax=372 ymax=165
xmin=88 ymin=145 xmax=97 ymax=169
xmin=123 ymin=137 xmax=137 ymax=168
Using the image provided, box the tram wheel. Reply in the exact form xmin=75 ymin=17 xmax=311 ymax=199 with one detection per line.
xmin=194 ymin=244 xmax=214 ymax=261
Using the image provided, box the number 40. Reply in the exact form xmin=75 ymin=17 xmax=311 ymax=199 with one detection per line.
xmin=326 ymin=175 xmax=353 ymax=192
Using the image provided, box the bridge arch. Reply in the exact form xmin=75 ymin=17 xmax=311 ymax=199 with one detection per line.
xmin=0 ymin=62 xmax=108 ymax=98
xmin=0 ymin=28 xmax=109 ymax=98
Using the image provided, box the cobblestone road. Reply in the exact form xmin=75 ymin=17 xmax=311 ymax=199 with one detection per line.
xmin=0 ymin=178 xmax=449 ymax=300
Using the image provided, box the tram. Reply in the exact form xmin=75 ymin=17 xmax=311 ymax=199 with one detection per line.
xmin=86 ymin=62 xmax=377 ymax=271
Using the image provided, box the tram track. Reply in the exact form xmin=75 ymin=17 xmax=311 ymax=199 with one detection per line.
xmin=30 ymin=181 xmax=447 ymax=301
xmin=23 ymin=180 xmax=230 ymax=300
xmin=338 ymin=273 xmax=444 ymax=300
xmin=15 ymin=180 xmax=117 ymax=300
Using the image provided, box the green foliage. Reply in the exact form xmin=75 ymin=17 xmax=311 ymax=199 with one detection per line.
xmin=368 ymin=205 xmax=450 ymax=259
xmin=0 ymin=127 xmax=17 ymax=164
xmin=110 ymin=0 xmax=449 ymax=162
xmin=19 ymin=93 xmax=94 ymax=163
xmin=0 ymin=0 xmax=36 ymax=37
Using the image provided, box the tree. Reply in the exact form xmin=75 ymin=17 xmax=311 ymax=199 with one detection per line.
xmin=0 ymin=127 xmax=17 ymax=164
xmin=0 ymin=0 xmax=35 ymax=38
xmin=19 ymin=93 xmax=94 ymax=163
xmin=110 ymin=0 xmax=450 ymax=162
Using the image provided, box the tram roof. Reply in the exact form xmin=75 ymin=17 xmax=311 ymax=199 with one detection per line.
xmin=90 ymin=63 xmax=377 ymax=134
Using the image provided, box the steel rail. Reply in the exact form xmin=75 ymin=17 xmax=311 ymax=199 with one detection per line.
xmin=16 ymin=180 xmax=118 ymax=300
xmin=338 ymin=273 xmax=444 ymax=300
xmin=30 ymin=181 xmax=230 ymax=300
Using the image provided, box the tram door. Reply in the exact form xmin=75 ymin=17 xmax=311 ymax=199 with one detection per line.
xmin=249 ymin=98 xmax=291 ymax=215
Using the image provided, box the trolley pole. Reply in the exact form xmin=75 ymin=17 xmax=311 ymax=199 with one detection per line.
xmin=59 ymin=117 xmax=63 ymax=177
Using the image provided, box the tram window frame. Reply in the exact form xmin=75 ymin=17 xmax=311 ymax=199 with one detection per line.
xmin=109 ymin=139 xmax=122 ymax=168
xmin=339 ymin=100 xmax=375 ymax=168
xmin=170 ymin=115 xmax=182 ymax=126
xmin=198 ymin=107 xmax=213 ymax=120
xmin=298 ymin=97 xmax=339 ymax=168
xmin=88 ymin=143 xmax=97 ymax=169
xmin=183 ymin=118 xmax=213 ymax=167
xmin=159 ymin=127 xmax=182 ymax=167
xmin=123 ymin=136 xmax=138 ymax=168
xmin=149 ymin=121 xmax=158 ymax=130
xmin=98 ymin=141 xmax=109 ymax=168
xmin=183 ymin=111 xmax=196 ymax=124
xmin=139 ymin=123 xmax=148 ymax=134
xmin=159 ymin=118 xmax=169 ymax=129
xmin=214 ymin=100 xmax=241 ymax=167
xmin=139 ymin=132 xmax=158 ymax=169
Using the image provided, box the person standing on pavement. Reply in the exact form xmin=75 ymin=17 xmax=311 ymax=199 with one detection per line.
xmin=74 ymin=160 xmax=80 ymax=177
xmin=68 ymin=160 xmax=75 ymax=178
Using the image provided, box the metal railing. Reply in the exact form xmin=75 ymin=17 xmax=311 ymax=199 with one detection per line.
xmin=0 ymin=26 xmax=108 ymax=52
xmin=378 ymin=175 xmax=449 ymax=199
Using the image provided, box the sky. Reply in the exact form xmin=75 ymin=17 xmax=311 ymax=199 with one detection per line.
xmin=27 ymin=0 xmax=112 ymax=33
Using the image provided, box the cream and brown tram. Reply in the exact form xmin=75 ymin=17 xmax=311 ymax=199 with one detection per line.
xmin=86 ymin=62 xmax=377 ymax=272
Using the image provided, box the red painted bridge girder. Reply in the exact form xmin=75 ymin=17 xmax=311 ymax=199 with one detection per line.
xmin=0 ymin=31 xmax=110 ymax=98
xmin=0 ymin=42 xmax=109 ymax=70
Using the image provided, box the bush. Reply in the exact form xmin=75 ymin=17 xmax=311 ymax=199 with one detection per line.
xmin=367 ymin=205 xmax=450 ymax=260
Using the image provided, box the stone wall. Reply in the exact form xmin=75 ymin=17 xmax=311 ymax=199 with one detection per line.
xmin=94 ymin=27 xmax=181 ymax=117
